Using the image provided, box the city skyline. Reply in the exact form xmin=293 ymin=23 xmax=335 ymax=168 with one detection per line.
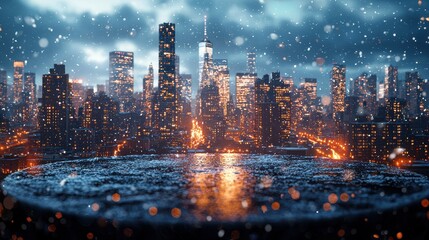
xmin=1 ymin=0 xmax=429 ymax=96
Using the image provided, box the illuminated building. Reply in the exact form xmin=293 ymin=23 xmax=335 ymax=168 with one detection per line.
xmin=378 ymin=81 xmax=385 ymax=102
xmin=350 ymin=122 xmax=377 ymax=161
xmin=198 ymin=16 xmax=213 ymax=88
xmin=83 ymin=92 xmax=119 ymax=154
xmin=271 ymin=72 xmax=292 ymax=145
xmin=331 ymin=64 xmax=346 ymax=117
xmin=22 ymin=72 xmax=37 ymax=125
xmin=235 ymin=72 xmax=257 ymax=137
xmin=384 ymin=65 xmax=398 ymax=101
xmin=143 ymin=64 xmax=154 ymax=127
xmin=157 ymin=22 xmax=179 ymax=146
xmin=13 ymin=61 xmax=24 ymax=104
xmin=303 ymin=78 xmax=317 ymax=104
xmin=385 ymin=97 xmax=406 ymax=122
xmin=247 ymin=52 xmax=256 ymax=74
xmin=0 ymin=70 xmax=7 ymax=133
xmin=213 ymin=59 xmax=230 ymax=116
xmin=200 ymin=83 xmax=226 ymax=147
xmin=0 ymin=70 xmax=7 ymax=112
xmin=351 ymin=73 xmax=377 ymax=115
xmin=40 ymin=64 xmax=71 ymax=152
xmin=70 ymin=128 xmax=94 ymax=157
xmin=109 ymin=51 xmax=134 ymax=112
xmin=405 ymin=71 xmax=424 ymax=117
xmin=70 ymin=79 xmax=86 ymax=116
xmin=179 ymin=74 xmax=193 ymax=133
xmin=254 ymin=73 xmax=292 ymax=147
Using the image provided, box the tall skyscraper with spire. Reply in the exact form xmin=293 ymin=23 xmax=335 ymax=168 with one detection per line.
xmin=198 ymin=16 xmax=213 ymax=88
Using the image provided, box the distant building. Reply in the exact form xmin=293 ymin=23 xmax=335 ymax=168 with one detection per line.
xmin=13 ymin=61 xmax=24 ymax=104
xmin=198 ymin=16 xmax=213 ymax=88
xmin=0 ymin=70 xmax=7 ymax=112
xmin=109 ymin=51 xmax=134 ymax=112
xmin=384 ymin=65 xmax=398 ymax=101
xmin=405 ymin=71 xmax=423 ymax=117
xmin=213 ymin=59 xmax=230 ymax=116
xmin=331 ymin=64 xmax=346 ymax=137
xmin=351 ymin=73 xmax=377 ymax=115
xmin=23 ymin=72 xmax=37 ymax=125
xmin=235 ymin=72 xmax=257 ymax=137
xmin=200 ymin=84 xmax=226 ymax=147
xmin=143 ymin=64 xmax=154 ymax=127
xmin=247 ymin=52 xmax=256 ymax=74
xmin=40 ymin=64 xmax=71 ymax=152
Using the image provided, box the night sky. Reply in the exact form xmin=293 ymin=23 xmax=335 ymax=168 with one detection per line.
xmin=0 ymin=0 xmax=428 ymax=96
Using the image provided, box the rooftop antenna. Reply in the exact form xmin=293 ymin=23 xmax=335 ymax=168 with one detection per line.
xmin=204 ymin=15 xmax=207 ymax=41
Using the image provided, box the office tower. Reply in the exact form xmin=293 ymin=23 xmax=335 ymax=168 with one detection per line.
xmin=200 ymin=84 xmax=226 ymax=147
xmin=198 ymin=16 xmax=213 ymax=88
xmin=247 ymin=52 xmax=256 ymax=74
xmin=0 ymin=70 xmax=6 ymax=112
xmin=384 ymin=65 xmax=398 ymax=100
xmin=385 ymin=97 xmax=406 ymax=122
xmin=254 ymin=73 xmax=292 ymax=147
xmin=405 ymin=72 xmax=424 ymax=117
xmin=40 ymin=64 xmax=71 ymax=152
xmin=351 ymin=73 xmax=377 ymax=115
xmin=303 ymin=78 xmax=317 ymax=109
xmin=179 ymin=74 xmax=193 ymax=134
xmin=108 ymin=51 xmax=134 ymax=112
xmin=70 ymin=79 xmax=86 ymax=116
xmin=143 ymin=64 xmax=154 ymax=127
xmin=22 ymin=72 xmax=37 ymax=125
xmin=157 ymin=22 xmax=178 ymax=145
xmin=271 ymin=72 xmax=292 ymax=145
xmin=331 ymin=64 xmax=346 ymax=117
xmin=213 ymin=59 xmax=230 ymax=116
xmin=235 ymin=73 xmax=257 ymax=136
xmin=13 ymin=61 xmax=24 ymax=103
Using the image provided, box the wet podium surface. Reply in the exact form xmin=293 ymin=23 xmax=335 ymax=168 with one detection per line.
xmin=2 ymin=154 xmax=429 ymax=239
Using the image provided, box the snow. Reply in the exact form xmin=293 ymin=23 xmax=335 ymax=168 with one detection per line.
xmin=3 ymin=154 xmax=429 ymax=224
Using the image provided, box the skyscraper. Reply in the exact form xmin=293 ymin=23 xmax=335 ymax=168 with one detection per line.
xmin=331 ymin=64 xmax=346 ymax=117
xmin=200 ymin=84 xmax=225 ymax=147
xmin=157 ymin=22 xmax=178 ymax=145
xmin=236 ymin=72 xmax=257 ymax=136
xmin=143 ymin=64 xmax=154 ymax=127
xmin=0 ymin=70 xmax=7 ymax=112
xmin=40 ymin=64 xmax=71 ymax=152
xmin=213 ymin=59 xmax=230 ymax=116
xmin=247 ymin=52 xmax=256 ymax=74
xmin=198 ymin=16 xmax=213 ymax=88
xmin=13 ymin=60 xmax=24 ymax=103
xmin=70 ymin=79 xmax=86 ymax=116
xmin=405 ymin=71 xmax=423 ymax=117
xmin=180 ymin=74 xmax=192 ymax=101
xmin=23 ymin=72 xmax=37 ymax=125
xmin=109 ymin=51 xmax=134 ymax=112
xmin=351 ymin=73 xmax=377 ymax=115
xmin=384 ymin=65 xmax=398 ymax=100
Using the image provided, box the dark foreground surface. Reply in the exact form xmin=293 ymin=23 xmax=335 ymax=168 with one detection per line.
xmin=2 ymin=154 xmax=429 ymax=239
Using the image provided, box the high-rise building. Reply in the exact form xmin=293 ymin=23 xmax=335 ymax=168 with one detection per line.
xmin=0 ymin=70 xmax=7 ymax=112
xmin=96 ymin=84 xmax=106 ymax=93
xmin=331 ymin=64 xmax=346 ymax=117
xmin=198 ymin=16 xmax=213 ymax=88
xmin=213 ymin=59 xmax=230 ymax=116
xmin=303 ymin=78 xmax=317 ymax=108
xmin=405 ymin=71 xmax=424 ymax=117
xmin=143 ymin=64 xmax=154 ymax=127
xmin=200 ymin=84 xmax=226 ymax=147
xmin=351 ymin=73 xmax=377 ymax=115
xmin=254 ymin=73 xmax=292 ymax=147
xmin=70 ymin=79 xmax=86 ymax=116
xmin=13 ymin=61 xmax=24 ymax=103
xmin=235 ymin=73 xmax=257 ymax=136
xmin=109 ymin=51 xmax=134 ymax=112
xmin=157 ymin=22 xmax=179 ymax=146
xmin=22 ymin=72 xmax=37 ymax=125
xmin=247 ymin=52 xmax=256 ymax=74
xmin=384 ymin=65 xmax=398 ymax=100
xmin=40 ymin=64 xmax=71 ymax=152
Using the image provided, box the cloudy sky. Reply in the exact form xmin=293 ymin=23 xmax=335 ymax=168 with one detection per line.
xmin=0 ymin=0 xmax=428 ymax=96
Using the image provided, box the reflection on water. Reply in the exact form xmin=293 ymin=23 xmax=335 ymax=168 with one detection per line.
xmin=185 ymin=153 xmax=255 ymax=221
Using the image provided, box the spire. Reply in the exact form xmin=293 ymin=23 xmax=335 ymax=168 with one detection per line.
xmin=204 ymin=15 xmax=208 ymax=41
